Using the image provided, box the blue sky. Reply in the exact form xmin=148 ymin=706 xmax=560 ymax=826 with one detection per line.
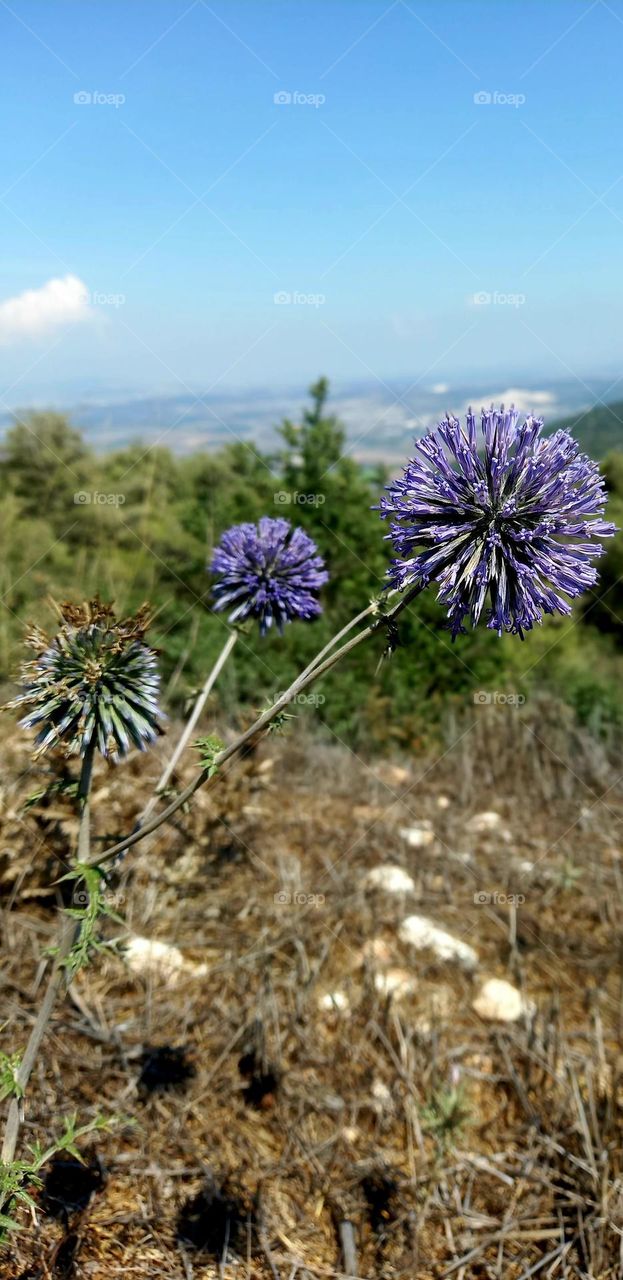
xmin=1 ymin=0 xmax=623 ymax=403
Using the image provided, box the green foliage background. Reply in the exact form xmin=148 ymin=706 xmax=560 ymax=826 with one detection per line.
xmin=2 ymin=380 xmax=622 ymax=751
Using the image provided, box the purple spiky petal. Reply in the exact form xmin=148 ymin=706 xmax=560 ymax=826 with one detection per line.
xmin=210 ymin=516 xmax=328 ymax=635
xmin=379 ymin=406 xmax=616 ymax=638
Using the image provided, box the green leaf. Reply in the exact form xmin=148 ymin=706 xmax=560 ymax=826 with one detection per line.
xmin=193 ymin=734 xmax=225 ymax=777
xmin=1 ymin=1111 xmax=122 ymax=1244
xmin=266 ymin=707 xmax=296 ymax=735
xmin=0 ymin=1051 xmax=23 ymax=1102
xmin=21 ymin=777 xmax=78 ymax=813
xmin=0 ymin=1213 xmax=21 ymax=1233
xmin=261 ymin=696 xmax=296 ymax=736
xmin=57 ymin=864 xmax=125 ymax=977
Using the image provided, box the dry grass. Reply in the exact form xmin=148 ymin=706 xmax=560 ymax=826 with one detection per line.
xmin=1 ymin=701 xmax=623 ymax=1279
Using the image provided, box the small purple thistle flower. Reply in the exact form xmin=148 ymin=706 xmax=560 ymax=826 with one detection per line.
xmin=379 ymin=406 xmax=616 ymax=638
xmin=210 ymin=516 xmax=328 ymax=635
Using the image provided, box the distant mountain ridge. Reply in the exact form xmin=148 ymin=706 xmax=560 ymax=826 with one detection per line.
xmin=2 ymin=377 xmax=622 ymax=462
xmin=548 ymin=400 xmax=623 ymax=458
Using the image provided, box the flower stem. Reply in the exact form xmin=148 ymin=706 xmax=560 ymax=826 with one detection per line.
xmin=0 ymin=581 xmax=422 ymax=1189
xmin=0 ymin=741 xmax=95 ymax=1182
xmin=289 ymin=601 xmax=378 ymax=689
xmin=288 ymin=589 xmax=404 ymax=691
xmin=94 ymin=581 xmax=423 ymax=870
xmin=139 ymin=628 xmax=238 ymax=827
xmin=76 ymin=738 xmax=94 ymax=861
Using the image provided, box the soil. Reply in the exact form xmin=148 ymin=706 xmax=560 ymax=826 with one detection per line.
xmin=1 ymin=708 xmax=623 ymax=1278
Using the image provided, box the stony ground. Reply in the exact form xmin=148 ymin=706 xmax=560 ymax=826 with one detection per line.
xmin=1 ymin=700 xmax=623 ymax=1279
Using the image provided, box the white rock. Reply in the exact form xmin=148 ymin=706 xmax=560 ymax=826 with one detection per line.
xmin=466 ymin=811 xmax=502 ymax=834
xmin=436 ymin=795 xmax=451 ymax=810
xmin=413 ymin=984 xmax=455 ymax=1034
xmin=374 ymin=968 xmax=416 ymax=1000
xmin=124 ymin=936 xmax=208 ymax=983
xmin=370 ymin=1078 xmax=393 ymax=1112
xmin=472 ymin=978 xmax=533 ymax=1023
xmin=341 ymin=1125 xmax=360 ymax=1143
xmin=318 ymin=990 xmax=350 ymax=1013
xmin=399 ymin=915 xmax=478 ymax=970
xmin=360 ymin=937 xmax=394 ymax=966
xmin=400 ymin=822 xmax=435 ymax=849
xmin=364 ymin=865 xmax=415 ymax=894
xmin=376 ymin=763 xmax=410 ymax=786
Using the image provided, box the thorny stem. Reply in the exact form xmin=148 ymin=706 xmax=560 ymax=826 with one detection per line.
xmin=288 ymin=600 xmax=378 ymax=689
xmin=94 ymin=581 xmax=424 ymax=870
xmin=0 ymin=741 xmax=95 ymax=1184
xmin=142 ymin=606 xmax=373 ymax=834
xmin=139 ymin=628 xmax=238 ymax=828
xmin=288 ymin=589 xmax=405 ymax=692
xmin=0 ymin=581 xmax=423 ymax=1188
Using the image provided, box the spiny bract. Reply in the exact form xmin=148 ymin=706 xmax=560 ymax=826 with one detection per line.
xmin=9 ymin=599 xmax=163 ymax=759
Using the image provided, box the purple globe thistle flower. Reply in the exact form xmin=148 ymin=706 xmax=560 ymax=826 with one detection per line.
xmin=379 ymin=406 xmax=616 ymax=638
xmin=8 ymin=599 xmax=163 ymax=759
xmin=210 ymin=516 xmax=328 ymax=635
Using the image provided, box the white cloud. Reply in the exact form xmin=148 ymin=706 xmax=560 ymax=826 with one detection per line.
xmin=431 ymin=382 xmax=450 ymax=395
xmin=493 ymin=387 xmax=555 ymax=408
xmin=0 ymin=275 xmax=90 ymax=344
